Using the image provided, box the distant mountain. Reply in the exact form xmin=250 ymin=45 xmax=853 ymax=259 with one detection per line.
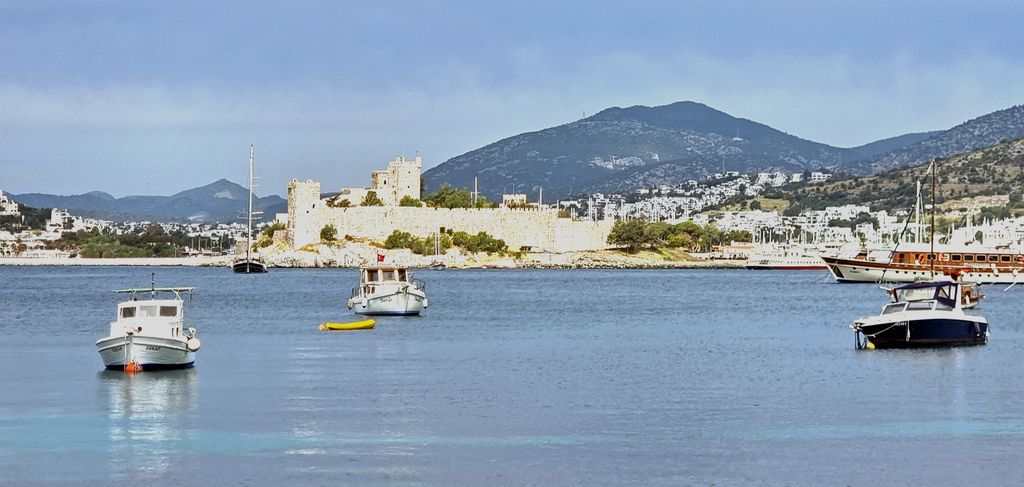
xmin=423 ymin=101 xmax=922 ymax=200
xmin=11 ymin=179 xmax=285 ymax=223
xmin=848 ymin=131 xmax=942 ymax=159
xmin=852 ymin=104 xmax=1024 ymax=174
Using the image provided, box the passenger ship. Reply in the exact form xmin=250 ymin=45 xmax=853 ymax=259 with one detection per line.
xmin=822 ymin=243 xmax=1024 ymax=284
xmin=745 ymin=244 xmax=827 ymax=270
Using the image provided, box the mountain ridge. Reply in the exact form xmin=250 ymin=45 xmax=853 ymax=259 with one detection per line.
xmin=10 ymin=180 xmax=285 ymax=223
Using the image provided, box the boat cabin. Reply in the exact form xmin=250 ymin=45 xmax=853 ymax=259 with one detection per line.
xmin=891 ymin=250 xmax=1023 ymax=266
xmin=110 ymin=287 xmax=194 ymax=339
xmin=360 ymin=266 xmax=412 ymax=285
xmin=883 ymin=281 xmax=960 ymax=313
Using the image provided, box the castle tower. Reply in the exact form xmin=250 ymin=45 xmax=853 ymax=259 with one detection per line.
xmin=287 ymin=179 xmax=322 ymax=248
xmin=370 ymin=155 xmax=422 ymax=205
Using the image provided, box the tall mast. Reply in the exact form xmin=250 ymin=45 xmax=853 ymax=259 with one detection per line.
xmin=247 ymin=144 xmax=255 ymax=261
xmin=930 ymin=159 xmax=936 ymax=279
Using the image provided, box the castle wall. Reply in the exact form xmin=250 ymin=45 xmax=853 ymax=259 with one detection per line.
xmin=288 ymin=179 xmax=613 ymax=252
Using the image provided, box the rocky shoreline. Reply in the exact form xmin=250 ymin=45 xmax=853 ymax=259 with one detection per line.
xmin=0 ymin=242 xmax=746 ymax=270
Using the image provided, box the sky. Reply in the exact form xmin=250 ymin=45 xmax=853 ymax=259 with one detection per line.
xmin=2 ymin=0 xmax=1023 ymax=197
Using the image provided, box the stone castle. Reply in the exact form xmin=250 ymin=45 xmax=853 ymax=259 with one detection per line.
xmin=286 ymin=156 xmax=613 ymax=253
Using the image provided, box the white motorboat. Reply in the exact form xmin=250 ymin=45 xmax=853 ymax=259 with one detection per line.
xmin=347 ymin=265 xmax=428 ymax=315
xmin=853 ymin=280 xmax=988 ymax=349
xmin=96 ymin=285 xmax=201 ymax=371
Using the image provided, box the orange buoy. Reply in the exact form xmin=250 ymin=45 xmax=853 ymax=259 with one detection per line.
xmin=124 ymin=360 xmax=142 ymax=373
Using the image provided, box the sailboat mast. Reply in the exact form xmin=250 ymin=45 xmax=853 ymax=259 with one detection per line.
xmin=930 ymin=159 xmax=936 ymax=279
xmin=247 ymin=144 xmax=254 ymax=261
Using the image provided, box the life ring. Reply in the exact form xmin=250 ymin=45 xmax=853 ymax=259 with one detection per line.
xmin=918 ymin=253 xmax=927 ymax=263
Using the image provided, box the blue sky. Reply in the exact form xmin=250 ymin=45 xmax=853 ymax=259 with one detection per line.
xmin=2 ymin=0 xmax=1023 ymax=196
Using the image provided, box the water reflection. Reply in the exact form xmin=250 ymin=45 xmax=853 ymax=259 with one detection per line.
xmin=98 ymin=369 xmax=197 ymax=480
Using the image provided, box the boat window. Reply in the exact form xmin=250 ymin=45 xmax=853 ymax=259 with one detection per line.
xmin=882 ymin=303 xmax=906 ymax=314
xmin=139 ymin=306 xmax=158 ymax=317
xmin=1001 ymin=255 xmax=1011 ymax=263
xmin=159 ymin=306 xmax=178 ymax=317
xmin=906 ymin=302 xmax=934 ymax=311
xmin=951 ymin=254 xmax=962 ymax=262
xmin=367 ymin=269 xmax=379 ymax=282
xmin=975 ymin=254 xmax=986 ymax=262
xmin=964 ymin=255 xmax=974 ymax=262
xmin=121 ymin=307 xmax=136 ymax=318
xmin=989 ymin=255 xmax=999 ymax=262
xmin=398 ymin=269 xmax=407 ymax=281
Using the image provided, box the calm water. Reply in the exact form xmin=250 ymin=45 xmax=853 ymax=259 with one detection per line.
xmin=2 ymin=267 xmax=1024 ymax=485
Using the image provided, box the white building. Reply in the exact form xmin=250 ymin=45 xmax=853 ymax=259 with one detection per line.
xmin=0 ymin=191 xmax=19 ymax=217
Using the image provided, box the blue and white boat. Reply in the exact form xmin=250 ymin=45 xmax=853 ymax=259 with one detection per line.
xmin=96 ymin=286 xmax=201 ymax=371
xmin=347 ymin=265 xmax=428 ymax=316
xmin=852 ymin=280 xmax=988 ymax=349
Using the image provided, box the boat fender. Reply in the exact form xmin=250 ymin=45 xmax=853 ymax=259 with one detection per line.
xmin=125 ymin=360 xmax=142 ymax=373
xmin=865 ymin=341 xmax=875 ymax=350
xmin=185 ymin=337 xmax=201 ymax=352
xmin=318 ymin=324 xmax=327 ymax=331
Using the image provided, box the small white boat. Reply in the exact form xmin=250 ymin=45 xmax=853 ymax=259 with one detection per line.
xmin=347 ymin=265 xmax=428 ymax=316
xmin=95 ymin=285 xmax=201 ymax=371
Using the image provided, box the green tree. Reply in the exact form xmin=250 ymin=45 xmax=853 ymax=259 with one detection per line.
xmin=361 ymin=191 xmax=384 ymax=206
xmin=261 ymin=221 xmax=286 ymax=237
xmin=607 ymin=220 xmax=647 ymax=253
xmin=399 ymin=195 xmax=422 ymax=207
xmin=749 ymin=200 xmax=762 ymax=210
xmin=320 ymin=224 xmax=338 ymax=242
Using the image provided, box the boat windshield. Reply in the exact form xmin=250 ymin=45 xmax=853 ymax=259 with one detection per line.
xmin=893 ymin=283 xmax=957 ymax=308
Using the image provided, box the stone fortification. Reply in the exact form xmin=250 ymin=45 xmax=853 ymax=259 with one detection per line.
xmin=287 ymin=179 xmax=613 ymax=252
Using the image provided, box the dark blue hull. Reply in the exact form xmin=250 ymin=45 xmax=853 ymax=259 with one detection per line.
xmin=859 ymin=319 xmax=988 ymax=349
xmin=105 ymin=362 xmax=195 ymax=371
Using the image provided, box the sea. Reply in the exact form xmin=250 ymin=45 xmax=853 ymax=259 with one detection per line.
xmin=2 ymin=266 xmax=1024 ymax=486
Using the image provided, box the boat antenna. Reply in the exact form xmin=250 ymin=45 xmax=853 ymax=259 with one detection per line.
xmin=930 ymin=159 xmax=936 ymax=280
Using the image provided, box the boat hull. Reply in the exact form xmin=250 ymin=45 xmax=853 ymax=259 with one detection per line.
xmin=96 ymin=335 xmax=196 ymax=369
xmin=745 ymin=264 xmax=827 ymax=270
xmin=348 ymin=290 xmax=426 ymax=316
xmin=855 ymin=318 xmax=988 ymax=349
xmin=232 ymin=259 xmax=267 ymax=273
xmin=823 ymin=256 xmax=1022 ymax=284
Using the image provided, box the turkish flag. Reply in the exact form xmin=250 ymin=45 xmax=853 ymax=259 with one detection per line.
xmin=377 ymin=253 xmax=385 ymax=263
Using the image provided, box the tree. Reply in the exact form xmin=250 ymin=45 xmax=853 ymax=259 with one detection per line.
xmin=749 ymin=200 xmax=762 ymax=211
xmin=320 ymin=224 xmax=338 ymax=242
xmin=361 ymin=191 xmax=384 ymax=206
xmin=261 ymin=221 xmax=286 ymax=237
xmin=607 ymin=220 xmax=647 ymax=253
xmin=399 ymin=195 xmax=422 ymax=207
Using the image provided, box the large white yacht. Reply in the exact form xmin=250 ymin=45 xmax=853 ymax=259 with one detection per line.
xmin=96 ymin=285 xmax=201 ymax=371
xmin=347 ymin=265 xmax=428 ymax=316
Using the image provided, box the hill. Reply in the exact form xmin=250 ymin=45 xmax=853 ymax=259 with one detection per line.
xmin=853 ymin=104 xmax=1024 ymax=174
xmin=10 ymin=179 xmax=286 ymax=223
xmin=757 ymin=137 xmax=1024 ymax=213
xmin=423 ymin=101 xmax=938 ymax=200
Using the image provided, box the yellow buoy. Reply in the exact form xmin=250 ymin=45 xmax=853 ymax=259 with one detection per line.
xmin=319 ymin=319 xmax=376 ymax=331
xmin=866 ymin=341 xmax=875 ymax=350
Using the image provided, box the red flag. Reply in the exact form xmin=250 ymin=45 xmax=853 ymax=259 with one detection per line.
xmin=377 ymin=253 xmax=385 ymax=263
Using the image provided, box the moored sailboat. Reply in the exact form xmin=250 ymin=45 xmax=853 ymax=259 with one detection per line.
xmin=232 ymin=144 xmax=268 ymax=273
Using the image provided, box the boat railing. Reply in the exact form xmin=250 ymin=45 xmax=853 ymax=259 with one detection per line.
xmin=410 ymin=278 xmax=426 ymax=292
xmin=351 ymin=286 xmax=361 ymax=299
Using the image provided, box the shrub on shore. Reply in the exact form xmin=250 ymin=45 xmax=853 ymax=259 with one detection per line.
xmin=607 ymin=220 xmax=751 ymax=253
